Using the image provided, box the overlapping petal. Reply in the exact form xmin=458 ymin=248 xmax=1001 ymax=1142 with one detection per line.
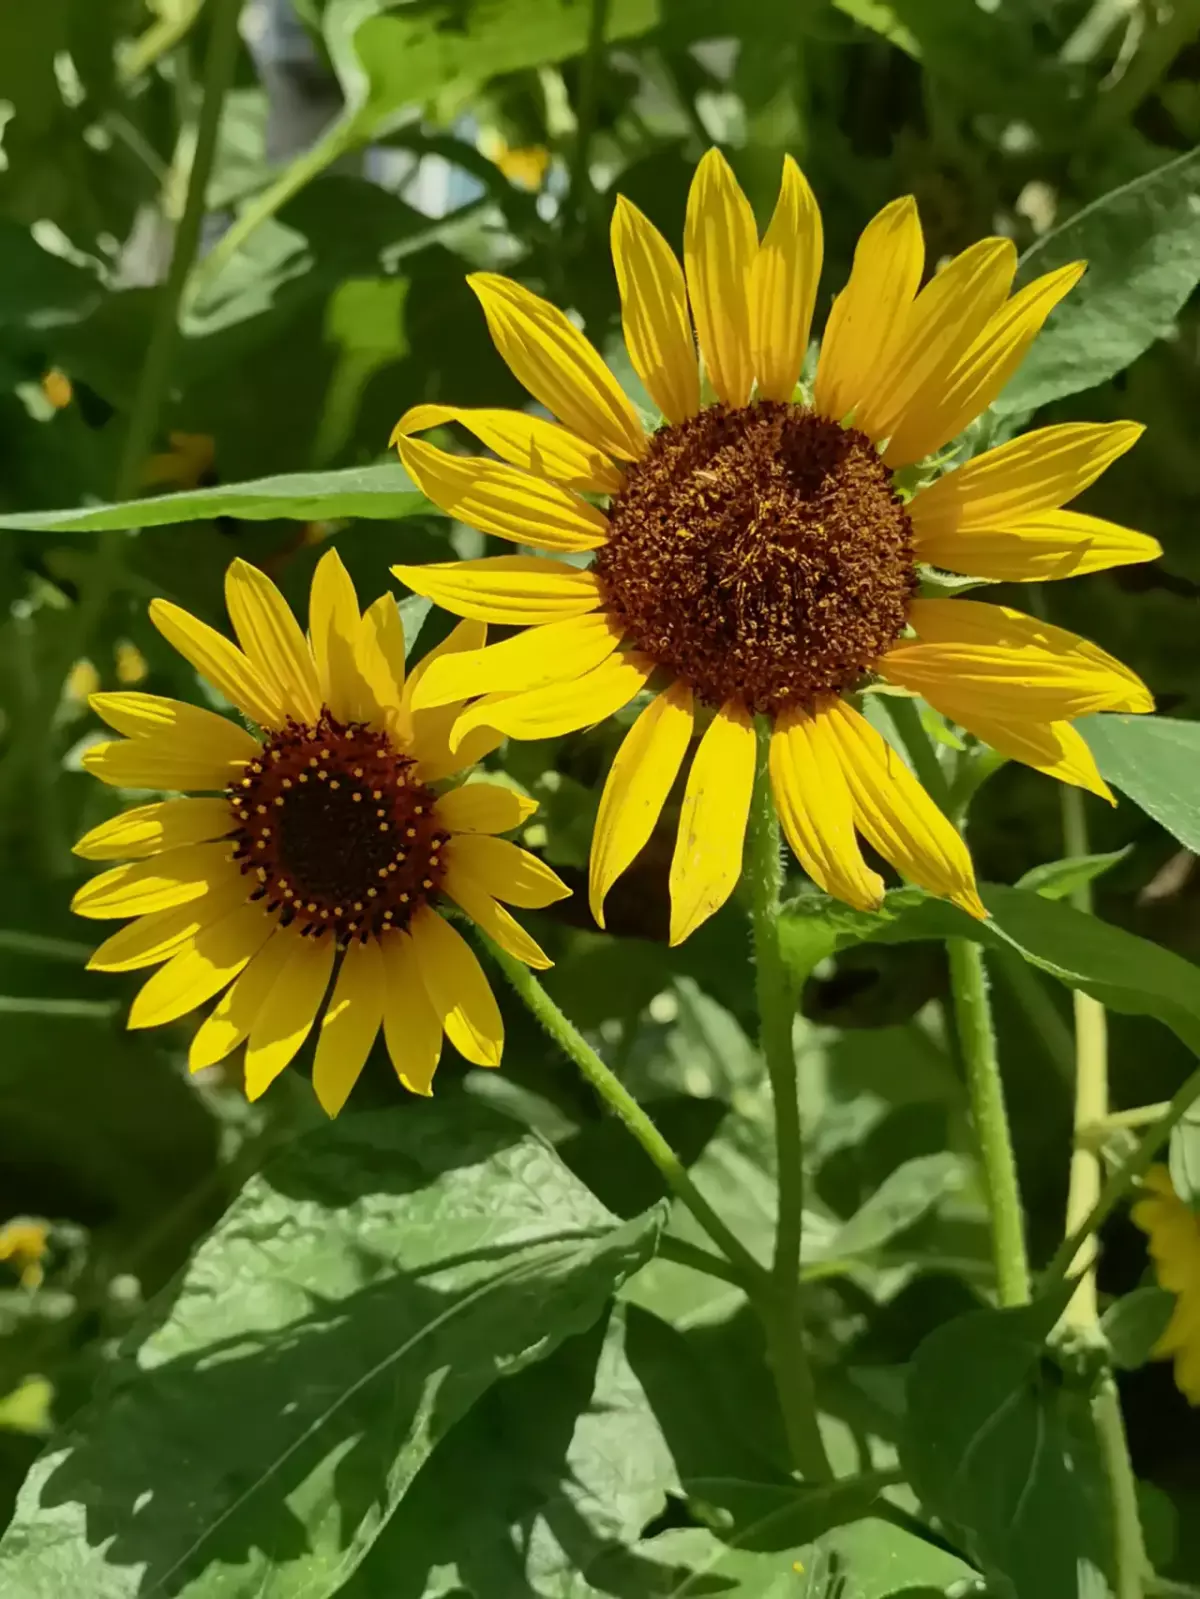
xmin=391 ymin=403 xmax=621 ymax=494
xmin=409 ymin=906 xmax=503 ymax=1068
xmin=393 ymin=557 xmax=604 ymax=627
xmin=409 ymin=612 xmax=625 ymax=711
xmin=684 ymin=148 xmax=758 ymax=408
xmin=916 ymin=509 xmax=1161 ymax=582
xmin=312 ymin=936 xmax=384 ymax=1117
xmin=74 ymin=797 xmax=234 ymax=861
xmin=380 ymin=931 xmax=443 ymax=1096
xmin=749 ymin=155 xmax=823 ymax=403
xmin=89 ymin=692 xmax=260 ymax=766
xmin=87 ymin=876 xmax=249 ymax=972
xmin=668 ymin=700 xmax=755 ymax=945
xmin=952 ymin=708 xmax=1114 ymax=802
xmin=769 ymin=707 xmax=884 ymax=911
xmin=308 ymin=548 xmax=376 ymax=724
xmin=447 ymin=834 xmax=569 ymax=909
xmin=435 ymin=783 xmax=538 ymax=836
xmin=451 ymin=652 xmax=655 ymax=748
xmin=442 ymin=866 xmax=552 ymax=971
xmin=128 ymin=900 xmax=275 ymax=1030
xmin=148 ymin=598 xmax=281 ymax=730
xmin=188 ymin=930 xmax=297 ymax=1071
xmin=243 ymin=934 xmax=336 ymax=1100
xmin=225 ymin=558 xmax=322 ymax=724
xmin=612 ymin=194 xmax=700 ymax=424
xmin=71 ymin=842 xmax=233 ymax=919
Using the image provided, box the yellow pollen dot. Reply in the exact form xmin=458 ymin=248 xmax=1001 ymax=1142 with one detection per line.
xmin=367 ymin=888 xmax=378 ymax=898
xmin=372 ymin=790 xmax=382 ymax=801
xmin=320 ymin=909 xmax=330 ymax=919
xmin=399 ymin=893 xmax=409 ymax=903
xmin=377 ymin=868 xmax=389 ymax=879
xmin=330 ymin=780 xmax=340 ymax=790
xmin=282 ymin=778 xmax=293 ymax=789
xmin=347 ymin=921 xmax=358 ymax=933
xmin=414 ymin=805 xmax=425 ymax=815
xmin=283 ymin=887 xmax=294 ymax=898
xmin=256 ymin=867 xmax=267 ymax=881
xmin=270 ymin=750 xmax=282 ymax=761
xmin=255 ymin=804 xmax=266 ymax=815
xmin=429 ymin=854 xmax=439 ymax=866
xmin=309 ymin=757 xmax=318 ymax=768
xmin=320 ymin=748 xmax=331 ymax=759
xmin=406 ymin=827 xmax=416 ymax=838
xmin=422 ymin=878 xmax=433 ymax=889
xmin=353 ymin=768 xmax=363 ymax=778
xmin=250 ymin=762 xmax=262 ymax=774
xmin=255 ymin=840 xmax=266 ymax=851
xmin=333 ymin=907 xmax=343 ymax=916
xmin=383 ymin=910 xmax=393 ymax=921
xmin=238 ymin=809 xmax=250 ymax=821
xmin=306 ymin=902 xmax=317 ymax=913
xmin=379 ymin=823 xmax=389 ymax=833
xmin=354 ymin=901 xmax=363 ymax=912
xmin=316 ymin=769 xmax=328 ymax=781
xmin=298 ymin=773 xmax=308 ymax=783
xmin=240 ymin=778 xmax=252 ymax=789
xmin=352 ymin=792 xmax=363 ymax=803
xmin=274 ymin=797 xmax=284 ymax=807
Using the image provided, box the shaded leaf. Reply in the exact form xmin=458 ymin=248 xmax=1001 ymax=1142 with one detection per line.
xmin=1102 ymin=1286 xmax=1175 ymax=1371
xmin=1168 ymin=1103 xmax=1200 ymax=1213
xmin=810 ymin=1153 xmax=969 ymax=1269
xmin=1015 ymin=848 xmax=1132 ymax=901
xmin=1080 ymin=714 xmax=1200 ymax=855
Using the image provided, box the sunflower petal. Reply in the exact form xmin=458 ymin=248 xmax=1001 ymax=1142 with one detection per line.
xmin=612 ymin=194 xmax=699 ymax=424
xmin=74 ymin=797 xmax=234 ymax=861
xmin=435 ymin=783 xmax=538 ymax=836
xmin=749 ymin=154 xmax=823 ymax=403
xmin=380 ymin=931 xmax=443 ymax=1096
xmin=451 ymin=651 xmax=655 ymax=748
xmin=128 ymin=900 xmax=275 ymax=1029
xmin=813 ymin=195 xmax=923 ymax=425
xmin=917 ymin=508 xmax=1162 ymax=582
xmin=589 ymin=681 xmax=693 ymax=929
xmin=824 ymin=700 xmax=985 ymax=917
xmin=883 ymin=261 xmax=1086 ymax=467
xmin=953 ymin=709 xmax=1115 ymax=803
xmin=409 ymin=612 xmax=624 ymax=711
xmin=668 ymin=699 xmax=755 ymax=945
xmin=308 ymin=548 xmax=373 ymax=723
xmin=148 ymin=598 xmax=281 ymax=729
xmin=467 ymin=273 xmax=646 ymax=461
xmin=393 ymin=556 xmax=603 ymax=627
xmin=71 ymin=842 xmax=232 ymax=919
xmin=769 ymin=707 xmax=884 ymax=911
xmin=243 ymin=933 xmax=337 ymax=1100
xmin=224 ymin=558 xmax=322 ymax=724
xmin=684 ymin=148 xmax=758 ymax=408
xmin=89 ymin=692 xmax=260 ymax=765
xmin=442 ymin=867 xmax=552 ymax=970
xmin=312 ymin=936 xmax=383 ymax=1117
xmin=355 ymin=595 xmax=408 ymax=729
xmin=87 ymin=876 xmax=249 ymax=971
xmin=447 ymin=834 xmax=569 ymax=908
xmin=188 ymin=928 xmax=298 ymax=1071
xmin=409 ymin=907 xmax=503 ymax=1068
xmin=82 ymin=737 xmax=247 ymax=793
xmin=391 ymin=404 xmax=621 ymax=494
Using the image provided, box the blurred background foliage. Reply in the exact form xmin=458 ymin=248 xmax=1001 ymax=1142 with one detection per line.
xmin=3 ymin=0 xmax=1200 ymax=1591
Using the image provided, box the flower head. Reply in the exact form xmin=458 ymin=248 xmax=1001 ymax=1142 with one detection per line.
xmin=72 ymin=551 xmax=567 ymax=1116
xmin=1132 ymin=1165 xmax=1200 ymax=1403
xmin=390 ymin=149 xmax=1156 ymax=944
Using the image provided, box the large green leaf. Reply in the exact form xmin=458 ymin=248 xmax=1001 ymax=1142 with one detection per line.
xmin=997 ymin=147 xmax=1200 ymax=417
xmin=901 ymin=1295 xmax=1114 ymax=1597
xmin=1080 ymin=714 xmax=1200 ymax=855
xmin=0 ymin=464 xmax=430 ymax=534
xmin=0 ymin=1105 xmax=662 ymax=1598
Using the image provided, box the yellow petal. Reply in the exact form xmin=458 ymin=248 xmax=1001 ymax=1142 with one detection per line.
xmin=917 ymin=508 xmax=1162 ymax=583
xmin=414 ymin=724 xmax=506 ymax=786
xmin=308 ymin=548 xmax=373 ymax=723
xmin=312 ymin=936 xmax=383 ymax=1117
xmin=71 ymin=842 xmax=232 ymax=919
xmin=883 ymin=261 xmax=1086 ymax=467
xmin=442 ymin=866 xmax=552 ymax=971
xmin=243 ymin=933 xmax=337 ymax=1100
xmin=467 ymin=272 xmax=646 ymax=462
xmin=89 ymin=692 xmax=260 ymax=765
xmin=188 ymin=928 xmax=298 ymax=1070
xmin=769 ymin=706 xmax=884 ymax=911
xmin=854 ymin=236 xmax=1017 ymax=445
xmin=824 ymin=700 xmax=985 ymax=917
xmin=668 ymin=699 xmax=755 ymax=945
xmin=409 ymin=612 xmax=624 ymax=711
xmin=128 ymin=900 xmax=275 ymax=1030
xmin=813 ymin=195 xmax=923 ymax=425
xmin=451 ymin=651 xmax=655 ymax=748
xmin=73 ymin=797 xmax=234 ymax=861
xmin=951 ymin=709 xmax=1114 ymax=803
xmin=355 ymin=595 xmax=408 ymax=730
xmin=749 ymin=154 xmax=823 ymax=403
xmin=393 ymin=557 xmax=603 ymax=627
xmin=683 ymin=148 xmax=758 ymax=409
xmin=379 ymin=931 xmax=443 ymax=1096
xmin=224 ymin=558 xmax=322 ymax=725
xmin=907 ymin=421 xmax=1145 ymax=538
xmin=81 ymin=737 xmax=246 ymax=793
xmin=589 ymin=681 xmax=693 ymax=929
xmin=409 ymin=907 xmax=503 ymax=1068
xmin=395 ymin=435 xmax=609 ymax=554
xmin=446 ymin=834 xmax=569 ymax=908
xmin=435 ymin=783 xmax=537 ymax=836
xmin=390 ymin=404 xmax=621 ymax=495
xmin=402 ymin=618 xmax=486 ymax=717
xmin=403 ymin=619 xmax=499 ymax=776
xmin=148 ymin=598 xmax=281 ymax=729
xmin=611 ymin=194 xmax=699 ymax=424
xmin=88 ymin=876 xmax=249 ymax=971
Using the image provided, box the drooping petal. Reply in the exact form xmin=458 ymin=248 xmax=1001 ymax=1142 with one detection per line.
xmin=89 ymin=692 xmax=261 ymax=765
xmin=409 ymin=612 xmax=624 ymax=711
xmin=951 ymin=708 xmax=1115 ymax=803
xmin=82 ymin=737 xmax=247 ymax=793
xmin=188 ymin=928 xmax=297 ymax=1071
xmin=813 ymin=195 xmax=924 ymax=426
xmin=74 ymin=797 xmax=234 ymax=861
xmin=442 ymin=867 xmax=552 ymax=971
xmin=446 ymin=834 xmax=569 ymax=908
xmin=451 ymin=651 xmax=655 ymax=748
xmin=589 ymin=681 xmax=693 ymax=929
xmin=435 ymin=783 xmax=537 ymax=836
xmin=408 ymin=907 xmax=503 ymax=1068
xmin=379 ymin=931 xmax=442 ymax=1096
xmin=467 ymin=273 xmax=646 ymax=461
xmin=390 ymin=404 xmax=621 ymax=494
xmin=71 ymin=842 xmax=233 ymax=919
xmin=311 ymin=936 xmax=384 ymax=1117
xmin=824 ymin=700 xmax=985 ymax=918
xmin=907 ymin=421 xmax=1145 ymax=538
xmin=749 ymin=154 xmax=823 ymax=403
xmin=611 ymin=194 xmax=700 ymax=424
xmin=882 ymin=261 xmax=1086 ymax=467
xmin=395 ymin=435 xmax=609 ymax=554
xmin=243 ymin=933 xmax=337 ymax=1100
xmin=683 ymin=148 xmax=758 ymax=408
xmin=916 ymin=509 xmax=1162 ymax=582
xmin=308 ymin=548 xmax=374 ymax=724
xmin=128 ymin=900 xmax=275 ymax=1030
xmin=87 ymin=876 xmax=249 ymax=971
xmin=148 ymin=598 xmax=281 ymax=730
xmin=393 ymin=556 xmax=604 ymax=627
xmin=224 ymin=558 xmax=322 ymax=725
xmin=769 ymin=707 xmax=884 ymax=911
xmin=668 ymin=699 xmax=755 ymax=945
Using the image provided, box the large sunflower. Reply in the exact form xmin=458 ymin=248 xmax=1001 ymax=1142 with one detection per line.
xmin=390 ymin=148 xmax=1157 ymax=944
xmin=72 ymin=551 xmax=566 ymax=1115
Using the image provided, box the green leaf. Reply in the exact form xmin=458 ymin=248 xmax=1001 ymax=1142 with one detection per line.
xmin=832 ymin=0 xmax=918 ymax=55
xmin=1102 ymin=1286 xmax=1175 ymax=1371
xmin=0 ymin=464 xmax=430 ymax=534
xmin=997 ymin=147 xmax=1200 ymax=416
xmin=0 ymin=1105 xmax=662 ymax=1598
xmin=1015 ymin=848 xmax=1132 ymax=900
xmin=1168 ymin=1103 xmax=1200 ymax=1212
xmin=901 ymin=1294 xmax=1114 ymax=1597
xmin=1080 ymin=714 xmax=1200 ymax=854
xmin=809 ymin=1153 xmax=969 ymax=1269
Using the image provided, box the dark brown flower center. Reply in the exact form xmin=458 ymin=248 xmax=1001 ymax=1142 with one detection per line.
xmin=227 ymin=712 xmax=446 ymax=943
xmin=594 ymin=401 xmax=918 ymax=715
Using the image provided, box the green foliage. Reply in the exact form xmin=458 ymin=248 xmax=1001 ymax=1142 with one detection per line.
xmin=1081 ymin=715 xmax=1200 ymax=855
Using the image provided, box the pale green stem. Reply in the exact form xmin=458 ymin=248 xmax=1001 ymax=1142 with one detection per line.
xmin=1094 ymin=1374 xmax=1151 ymax=1599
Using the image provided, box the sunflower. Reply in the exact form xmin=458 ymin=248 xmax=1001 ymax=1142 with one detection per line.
xmin=1132 ymin=1166 xmax=1200 ymax=1404
xmin=390 ymin=148 xmax=1157 ymax=944
xmin=72 ymin=551 xmax=567 ymax=1116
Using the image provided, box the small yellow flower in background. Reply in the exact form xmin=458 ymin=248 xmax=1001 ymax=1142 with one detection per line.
xmin=115 ymin=641 xmax=148 ymax=685
xmin=479 ymin=128 xmax=550 ymax=192
xmin=41 ymin=369 xmax=73 ymax=410
xmin=0 ymin=1221 xmax=49 ymax=1290
xmin=390 ymin=148 xmax=1157 ymax=944
xmin=71 ymin=550 xmax=567 ymax=1117
xmin=1132 ymin=1165 xmax=1200 ymax=1403
xmin=141 ymin=431 xmax=216 ymax=491
xmin=65 ymin=659 xmax=102 ymax=705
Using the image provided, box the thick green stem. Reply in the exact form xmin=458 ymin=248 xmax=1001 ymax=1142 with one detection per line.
xmin=1094 ymin=1374 xmax=1150 ymax=1599
xmin=745 ymin=721 xmax=834 ymax=1482
xmin=483 ymin=937 xmax=767 ymax=1290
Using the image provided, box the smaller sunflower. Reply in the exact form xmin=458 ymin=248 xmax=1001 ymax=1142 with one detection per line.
xmin=0 ymin=1220 xmax=49 ymax=1290
xmin=72 ymin=551 xmax=567 ymax=1116
xmin=1132 ymin=1165 xmax=1200 ymax=1404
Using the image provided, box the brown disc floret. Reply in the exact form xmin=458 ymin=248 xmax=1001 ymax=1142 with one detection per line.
xmin=595 ymin=401 xmax=918 ymax=715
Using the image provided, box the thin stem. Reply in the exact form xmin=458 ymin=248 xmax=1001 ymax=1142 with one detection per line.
xmin=567 ymin=0 xmax=612 ymax=223
xmin=656 ymin=1235 xmax=754 ymax=1292
xmin=483 ymin=937 xmax=767 ymax=1287
xmin=1081 ymin=1101 xmax=1172 ymax=1139
xmin=746 ymin=721 xmax=834 ymax=1483
xmin=1093 ymin=1374 xmax=1150 ymax=1598
xmin=1092 ymin=0 xmax=1200 ymax=131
